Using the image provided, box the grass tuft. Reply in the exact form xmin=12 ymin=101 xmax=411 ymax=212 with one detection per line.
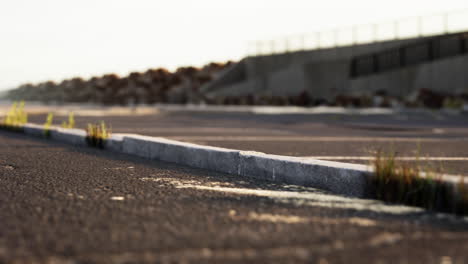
xmin=0 ymin=101 xmax=27 ymax=132
xmin=85 ymin=121 xmax=111 ymax=148
xmin=370 ymin=150 xmax=468 ymax=215
xmin=61 ymin=112 xmax=75 ymax=129
xmin=43 ymin=112 xmax=54 ymax=138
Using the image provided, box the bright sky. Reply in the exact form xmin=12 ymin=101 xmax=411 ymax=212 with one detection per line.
xmin=1 ymin=0 xmax=468 ymax=91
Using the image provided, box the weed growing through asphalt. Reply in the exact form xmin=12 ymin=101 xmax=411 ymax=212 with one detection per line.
xmin=43 ymin=112 xmax=54 ymax=138
xmin=86 ymin=121 xmax=111 ymax=148
xmin=370 ymin=150 xmax=468 ymax=215
xmin=61 ymin=112 xmax=75 ymax=129
xmin=0 ymin=101 xmax=27 ymax=132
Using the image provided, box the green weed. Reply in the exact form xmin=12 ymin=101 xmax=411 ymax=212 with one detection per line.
xmin=43 ymin=112 xmax=54 ymax=138
xmin=0 ymin=101 xmax=27 ymax=132
xmin=86 ymin=121 xmax=111 ymax=148
xmin=61 ymin=112 xmax=75 ymax=129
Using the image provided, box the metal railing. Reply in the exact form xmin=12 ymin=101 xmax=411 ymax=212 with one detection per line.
xmin=350 ymin=31 xmax=468 ymax=78
xmin=247 ymin=9 xmax=468 ymax=56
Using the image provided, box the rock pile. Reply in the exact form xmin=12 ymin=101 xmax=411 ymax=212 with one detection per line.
xmin=7 ymin=62 xmax=233 ymax=105
xmin=7 ymin=66 xmax=468 ymax=109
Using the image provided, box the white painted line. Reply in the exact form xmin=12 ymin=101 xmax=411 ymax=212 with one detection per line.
xmin=301 ymin=156 xmax=468 ymax=161
xmin=169 ymin=136 xmax=467 ymax=142
xmin=118 ymin=127 xmax=292 ymax=134
xmin=232 ymin=212 xmax=377 ymax=226
xmin=156 ymin=105 xmax=398 ymax=115
xmin=141 ymin=177 xmax=420 ymax=215
xmin=166 ymin=182 xmax=420 ymax=215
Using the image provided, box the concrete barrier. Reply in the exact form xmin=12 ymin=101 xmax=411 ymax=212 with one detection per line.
xmin=4 ymin=121 xmax=468 ymax=217
xmin=105 ymin=134 xmax=125 ymax=153
xmin=23 ymin=123 xmax=47 ymax=137
xmin=121 ymin=134 xmax=154 ymax=158
xmin=23 ymin=124 xmax=87 ymax=146
xmin=118 ymin=135 xmax=371 ymax=197
xmin=50 ymin=128 xmax=87 ymax=146
xmin=121 ymin=135 xmax=241 ymax=175
xmin=11 ymin=123 xmax=465 ymax=204
xmin=238 ymin=151 xmax=371 ymax=197
xmin=15 ymin=123 xmax=376 ymax=198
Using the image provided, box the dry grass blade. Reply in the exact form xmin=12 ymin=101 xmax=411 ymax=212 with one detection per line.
xmin=371 ymin=149 xmax=468 ymax=215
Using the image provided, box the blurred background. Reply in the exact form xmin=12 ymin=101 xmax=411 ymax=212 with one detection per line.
xmin=2 ymin=0 xmax=468 ymax=108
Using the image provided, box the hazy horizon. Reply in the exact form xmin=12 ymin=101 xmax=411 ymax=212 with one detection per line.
xmin=1 ymin=0 xmax=468 ymax=91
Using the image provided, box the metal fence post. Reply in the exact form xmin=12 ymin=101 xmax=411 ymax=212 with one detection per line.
xmin=418 ymin=16 xmax=423 ymax=37
xmin=394 ymin=21 xmax=399 ymax=40
xmin=352 ymin=26 xmax=358 ymax=45
xmin=316 ymin=32 xmax=321 ymax=49
xmin=301 ymin=35 xmax=305 ymax=51
xmin=443 ymin=13 xmax=449 ymax=34
xmin=334 ymin=29 xmax=339 ymax=47
xmin=372 ymin=24 xmax=378 ymax=43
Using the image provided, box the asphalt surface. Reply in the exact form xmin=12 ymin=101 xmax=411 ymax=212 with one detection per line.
xmin=28 ymin=109 xmax=468 ymax=175
xmin=2 ymin=130 xmax=468 ymax=263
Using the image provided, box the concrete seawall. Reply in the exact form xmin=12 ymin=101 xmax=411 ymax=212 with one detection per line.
xmin=203 ymin=33 xmax=468 ymax=101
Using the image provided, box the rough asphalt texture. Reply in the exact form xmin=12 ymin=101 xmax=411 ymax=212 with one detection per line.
xmin=29 ymin=110 xmax=468 ymax=175
xmin=2 ymin=131 xmax=468 ymax=264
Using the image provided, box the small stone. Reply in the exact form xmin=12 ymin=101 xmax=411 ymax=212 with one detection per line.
xmin=2 ymin=165 xmax=14 ymax=170
xmin=369 ymin=232 xmax=402 ymax=247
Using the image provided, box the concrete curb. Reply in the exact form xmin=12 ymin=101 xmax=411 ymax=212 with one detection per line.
xmin=105 ymin=134 xmax=125 ymax=153
xmin=10 ymin=123 xmax=464 ymax=201
xmin=5 ymin=124 xmax=468 ymax=217
xmin=238 ymin=151 xmax=371 ymax=197
xmin=121 ymin=135 xmax=241 ymax=175
xmin=16 ymin=123 xmax=373 ymax=198
xmin=50 ymin=128 xmax=87 ymax=146
xmin=23 ymin=123 xmax=46 ymax=137
xmin=117 ymin=134 xmax=372 ymax=196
